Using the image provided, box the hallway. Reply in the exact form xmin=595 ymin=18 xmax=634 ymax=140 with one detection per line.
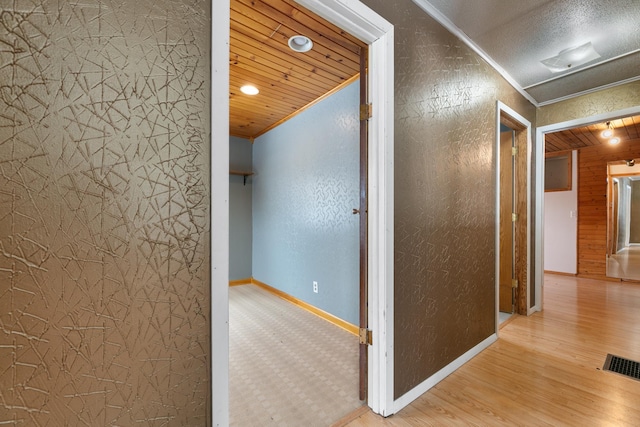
xmin=340 ymin=274 xmax=640 ymax=426
xmin=607 ymin=246 xmax=640 ymax=280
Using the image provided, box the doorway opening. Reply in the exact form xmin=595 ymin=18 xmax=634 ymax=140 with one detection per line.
xmin=496 ymin=102 xmax=532 ymax=327
xmin=534 ymin=106 xmax=640 ymax=314
xmin=498 ymin=125 xmax=516 ymax=319
xmin=214 ymin=0 xmax=395 ymax=423
xmin=228 ymin=1 xmax=368 ymax=424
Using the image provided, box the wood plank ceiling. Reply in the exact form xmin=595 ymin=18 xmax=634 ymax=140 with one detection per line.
xmin=229 ymin=0 xmax=366 ymax=139
xmin=545 ymin=115 xmax=640 ymax=153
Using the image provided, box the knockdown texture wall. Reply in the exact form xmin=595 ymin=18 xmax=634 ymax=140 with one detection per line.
xmin=252 ymin=81 xmax=360 ymax=325
xmin=0 ymin=1 xmax=210 ymax=424
xmin=537 ymin=81 xmax=640 ymax=127
xmin=361 ymin=0 xmax=535 ymax=398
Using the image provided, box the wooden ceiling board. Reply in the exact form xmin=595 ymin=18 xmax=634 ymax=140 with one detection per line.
xmin=229 ymin=0 xmax=366 ymax=138
xmin=230 ymin=43 xmax=336 ymax=93
xmin=237 ymin=0 xmax=361 ymax=56
xmin=545 ymin=115 xmax=640 ymax=154
xmin=230 ymin=28 xmax=353 ymax=83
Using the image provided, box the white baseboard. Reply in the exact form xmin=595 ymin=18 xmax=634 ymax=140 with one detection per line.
xmin=392 ymin=333 xmax=497 ymax=413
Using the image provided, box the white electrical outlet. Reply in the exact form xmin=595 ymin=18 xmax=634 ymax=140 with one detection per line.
xmin=313 ymin=281 xmax=318 ymax=293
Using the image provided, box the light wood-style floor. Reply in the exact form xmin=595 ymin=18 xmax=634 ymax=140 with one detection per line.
xmin=608 ymin=246 xmax=640 ymax=281
xmin=340 ymin=274 xmax=640 ymax=426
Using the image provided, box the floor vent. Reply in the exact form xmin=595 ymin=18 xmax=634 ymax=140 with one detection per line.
xmin=603 ymin=354 xmax=640 ymax=381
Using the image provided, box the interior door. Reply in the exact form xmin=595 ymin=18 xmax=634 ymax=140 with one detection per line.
xmin=358 ymin=46 xmax=369 ymax=401
xmin=499 ymin=130 xmax=515 ymax=313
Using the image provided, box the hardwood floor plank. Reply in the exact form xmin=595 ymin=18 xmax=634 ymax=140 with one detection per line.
xmin=340 ymin=275 xmax=640 ymax=426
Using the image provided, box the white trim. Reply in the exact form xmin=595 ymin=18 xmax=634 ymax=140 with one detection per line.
xmin=368 ymin=30 xmax=395 ymax=417
xmin=368 ymin=32 xmax=394 ymax=416
xmin=212 ymin=1 xmax=230 ymax=425
xmin=297 ymin=0 xmax=392 ymax=43
xmin=392 ymin=334 xmax=497 ymax=412
xmin=525 ymin=114 xmax=535 ymax=315
xmin=410 ymin=0 xmax=538 ymax=107
xmin=495 ymin=102 xmax=536 ymax=316
xmin=536 ymin=76 xmax=640 ymax=107
xmin=534 ymin=105 xmax=640 ymax=305
xmin=212 ymin=0 xmax=396 ymax=420
xmin=295 ymin=0 xmax=395 ymax=416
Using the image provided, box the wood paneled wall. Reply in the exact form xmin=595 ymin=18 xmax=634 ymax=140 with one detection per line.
xmin=577 ymin=139 xmax=640 ymax=278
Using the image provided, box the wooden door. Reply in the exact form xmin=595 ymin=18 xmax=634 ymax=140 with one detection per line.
xmin=499 ymin=130 xmax=515 ymax=313
xmin=358 ymin=46 xmax=369 ymax=401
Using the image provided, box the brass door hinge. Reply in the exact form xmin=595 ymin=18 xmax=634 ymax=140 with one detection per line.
xmin=512 ymin=279 xmax=518 ymax=288
xmin=359 ymin=328 xmax=372 ymax=345
xmin=512 ymin=146 xmax=518 ymax=156
xmin=360 ymin=103 xmax=372 ymax=121
xmin=512 ymin=212 xmax=518 ymax=222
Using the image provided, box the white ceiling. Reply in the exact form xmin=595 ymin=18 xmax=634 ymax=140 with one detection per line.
xmin=416 ymin=0 xmax=640 ymax=105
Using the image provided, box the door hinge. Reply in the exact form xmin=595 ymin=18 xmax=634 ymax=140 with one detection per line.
xmin=512 ymin=212 xmax=518 ymax=222
xmin=512 ymin=279 xmax=518 ymax=288
xmin=512 ymin=146 xmax=518 ymax=156
xmin=359 ymin=327 xmax=372 ymax=345
xmin=360 ymin=103 xmax=372 ymax=121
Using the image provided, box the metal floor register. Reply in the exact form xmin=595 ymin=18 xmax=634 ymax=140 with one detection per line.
xmin=603 ymin=354 xmax=640 ymax=381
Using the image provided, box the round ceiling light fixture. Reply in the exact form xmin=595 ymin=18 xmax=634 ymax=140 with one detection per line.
xmin=601 ymin=121 xmax=614 ymax=138
xmin=609 ymin=137 xmax=621 ymax=145
xmin=288 ymin=35 xmax=313 ymax=53
xmin=240 ymin=85 xmax=259 ymax=95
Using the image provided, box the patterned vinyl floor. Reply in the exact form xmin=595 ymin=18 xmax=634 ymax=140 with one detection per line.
xmin=229 ymin=285 xmax=363 ymax=426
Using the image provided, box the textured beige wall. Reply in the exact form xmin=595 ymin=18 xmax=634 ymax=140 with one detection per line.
xmin=537 ymin=81 xmax=640 ymax=126
xmin=0 ymin=1 xmax=210 ymax=424
xmin=361 ymin=0 xmax=535 ymax=398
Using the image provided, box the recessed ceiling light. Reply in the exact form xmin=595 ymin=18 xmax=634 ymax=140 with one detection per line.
xmin=609 ymin=137 xmax=621 ymax=145
xmin=541 ymin=42 xmax=600 ymax=73
xmin=288 ymin=35 xmax=313 ymax=53
xmin=240 ymin=85 xmax=259 ymax=95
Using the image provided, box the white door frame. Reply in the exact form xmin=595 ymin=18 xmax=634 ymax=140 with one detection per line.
xmin=212 ymin=0 xmax=395 ymax=423
xmin=534 ymin=105 xmax=640 ymax=311
xmin=296 ymin=0 xmax=395 ymax=415
xmin=212 ymin=2 xmax=230 ymax=425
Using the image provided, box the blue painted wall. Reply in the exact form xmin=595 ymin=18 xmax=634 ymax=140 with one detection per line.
xmin=229 ymin=136 xmax=253 ymax=281
xmin=253 ymin=81 xmax=360 ymax=325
